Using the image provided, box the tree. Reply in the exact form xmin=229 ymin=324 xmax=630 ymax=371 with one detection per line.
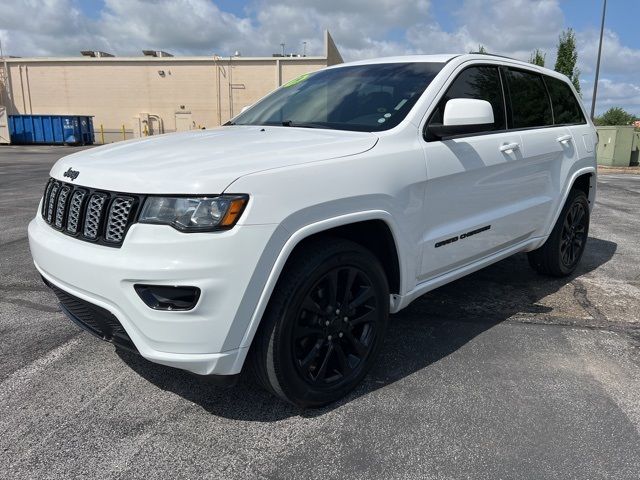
xmin=470 ymin=44 xmax=487 ymax=54
xmin=529 ymin=49 xmax=545 ymax=67
xmin=554 ymin=29 xmax=581 ymax=93
xmin=594 ymin=107 xmax=637 ymax=126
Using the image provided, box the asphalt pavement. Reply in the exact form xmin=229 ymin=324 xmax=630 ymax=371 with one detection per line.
xmin=1 ymin=145 xmax=639 ymax=479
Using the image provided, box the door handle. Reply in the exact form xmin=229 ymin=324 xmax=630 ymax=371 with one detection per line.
xmin=499 ymin=142 xmax=520 ymax=153
xmin=557 ymin=134 xmax=572 ymax=143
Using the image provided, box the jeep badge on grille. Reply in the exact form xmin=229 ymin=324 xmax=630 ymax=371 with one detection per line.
xmin=63 ymin=167 xmax=80 ymax=181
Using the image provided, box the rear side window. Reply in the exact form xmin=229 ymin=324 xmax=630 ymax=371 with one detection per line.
xmin=505 ymin=68 xmax=553 ymax=129
xmin=429 ymin=66 xmax=506 ymax=131
xmin=545 ymin=76 xmax=586 ymax=125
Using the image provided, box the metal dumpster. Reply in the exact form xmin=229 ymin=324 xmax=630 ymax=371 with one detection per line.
xmin=8 ymin=115 xmax=94 ymax=145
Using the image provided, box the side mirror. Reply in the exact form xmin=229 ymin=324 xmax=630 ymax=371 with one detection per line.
xmin=428 ymin=98 xmax=495 ymax=139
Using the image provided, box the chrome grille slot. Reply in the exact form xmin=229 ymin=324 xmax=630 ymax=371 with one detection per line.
xmin=83 ymin=193 xmax=108 ymax=239
xmin=46 ymin=182 xmax=60 ymax=223
xmin=105 ymin=197 xmax=135 ymax=243
xmin=42 ymin=179 xmax=54 ymax=216
xmin=40 ymin=178 xmax=143 ymax=247
xmin=54 ymin=186 xmax=71 ymax=229
xmin=66 ymin=189 xmax=87 ymax=234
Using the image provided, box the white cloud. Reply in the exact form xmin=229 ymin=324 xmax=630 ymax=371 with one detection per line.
xmin=0 ymin=0 xmax=639 ymax=113
xmin=578 ymin=28 xmax=640 ymax=76
xmin=0 ymin=0 xmax=97 ymax=56
xmin=453 ymin=0 xmax=564 ymax=58
xmin=98 ymin=0 xmax=254 ymax=55
xmin=582 ymin=78 xmax=640 ymax=113
xmin=251 ymin=0 xmax=430 ymax=58
xmin=406 ymin=23 xmax=474 ymax=55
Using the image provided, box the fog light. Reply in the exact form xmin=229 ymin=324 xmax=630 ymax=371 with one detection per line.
xmin=134 ymin=284 xmax=201 ymax=311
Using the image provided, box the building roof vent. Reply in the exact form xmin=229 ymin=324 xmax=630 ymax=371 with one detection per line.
xmin=142 ymin=50 xmax=174 ymax=57
xmin=80 ymin=51 xmax=114 ymax=58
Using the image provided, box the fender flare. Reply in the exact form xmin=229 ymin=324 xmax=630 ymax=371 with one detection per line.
xmin=229 ymin=210 xmax=404 ymax=372
xmin=543 ymin=166 xmax=596 ymax=239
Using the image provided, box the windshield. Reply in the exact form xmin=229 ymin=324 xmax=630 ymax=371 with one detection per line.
xmin=229 ymin=62 xmax=444 ymax=132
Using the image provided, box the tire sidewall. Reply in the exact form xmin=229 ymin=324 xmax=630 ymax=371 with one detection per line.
xmin=554 ymin=190 xmax=590 ymax=275
xmin=270 ymin=246 xmax=389 ymax=408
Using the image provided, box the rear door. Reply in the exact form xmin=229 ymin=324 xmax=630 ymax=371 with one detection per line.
xmin=502 ymin=68 xmax=575 ymax=236
xmin=543 ymin=74 xmax=596 ymax=216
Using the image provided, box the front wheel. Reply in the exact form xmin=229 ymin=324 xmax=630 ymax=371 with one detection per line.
xmin=528 ymin=189 xmax=590 ymax=277
xmin=249 ymin=238 xmax=389 ymax=408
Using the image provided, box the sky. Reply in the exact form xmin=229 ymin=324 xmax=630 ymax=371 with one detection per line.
xmin=1 ymin=0 xmax=639 ymax=115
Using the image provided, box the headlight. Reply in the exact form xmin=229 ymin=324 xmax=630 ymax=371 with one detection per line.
xmin=139 ymin=195 xmax=248 ymax=232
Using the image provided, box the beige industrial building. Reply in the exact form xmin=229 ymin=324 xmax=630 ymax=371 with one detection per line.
xmin=0 ymin=31 xmax=343 ymax=144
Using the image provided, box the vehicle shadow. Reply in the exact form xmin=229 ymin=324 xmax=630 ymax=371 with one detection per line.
xmin=117 ymin=236 xmax=617 ymax=421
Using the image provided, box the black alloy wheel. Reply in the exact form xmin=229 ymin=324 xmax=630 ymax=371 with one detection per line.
xmin=292 ymin=266 xmax=379 ymax=387
xmin=559 ymin=200 xmax=588 ymax=269
xmin=250 ymin=238 xmax=389 ymax=408
xmin=528 ymin=188 xmax=590 ymax=277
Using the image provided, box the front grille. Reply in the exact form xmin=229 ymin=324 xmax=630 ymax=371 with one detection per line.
xmin=40 ymin=178 xmax=142 ymax=247
xmin=46 ymin=182 xmax=60 ymax=223
xmin=105 ymin=196 xmax=135 ymax=243
xmin=83 ymin=193 xmax=108 ymax=239
xmin=45 ymin=278 xmax=138 ymax=353
xmin=54 ymin=185 xmax=71 ymax=228
xmin=66 ymin=189 xmax=87 ymax=234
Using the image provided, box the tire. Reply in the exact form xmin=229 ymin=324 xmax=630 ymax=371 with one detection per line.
xmin=528 ymin=189 xmax=590 ymax=277
xmin=249 ymin=238 xmax=389 ymax=408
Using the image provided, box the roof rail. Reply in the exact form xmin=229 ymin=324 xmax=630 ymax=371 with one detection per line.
xmin=468 ymin=51 xmax=522 ymax=62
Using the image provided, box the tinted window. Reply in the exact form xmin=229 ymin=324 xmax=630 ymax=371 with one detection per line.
xmin=230 ymin=62 xmax=444 ymax=132
xmin=545 ymin=76 xmax=586 ymax=125
xmin=429 ymin=66 xmax=505 ymax=131
xmin=506 ymin=68 xmax=553 ymax=128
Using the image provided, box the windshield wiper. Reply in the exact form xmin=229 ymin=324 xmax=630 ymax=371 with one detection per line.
xmin=281 ymin=120 xmax=324 ymax=129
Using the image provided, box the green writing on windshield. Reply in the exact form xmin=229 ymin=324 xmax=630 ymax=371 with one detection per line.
xmin=283 ymin=73 xmax=310 ymax=88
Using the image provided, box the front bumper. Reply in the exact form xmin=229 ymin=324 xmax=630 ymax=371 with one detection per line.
xmin=28 ymin=213 xmax=277 ymax=375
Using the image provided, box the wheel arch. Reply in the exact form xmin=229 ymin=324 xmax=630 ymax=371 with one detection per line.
xmin=229 ymin=211 xmax=405 ymax=372
xmin=543 ymin=167 xmax=596 ymax=239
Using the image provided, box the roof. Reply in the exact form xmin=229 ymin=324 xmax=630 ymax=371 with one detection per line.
xmin=333 ymin=54 xmax=460 ymax=67
xmin=328 ymin=53 xmax=567 ymax=79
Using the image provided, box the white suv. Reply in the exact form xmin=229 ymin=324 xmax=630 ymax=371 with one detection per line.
xmin=28 ymin=54 xmax=596 ymax=407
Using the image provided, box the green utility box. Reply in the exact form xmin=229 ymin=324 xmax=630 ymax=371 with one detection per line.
xmin=596 ymin=126 xmax=635 ymax=166
xmin=631 ymin=130 xmax=640 ymax=166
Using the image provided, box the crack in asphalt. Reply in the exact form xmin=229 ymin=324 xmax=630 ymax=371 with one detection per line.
xmin=573 ymin=279 xmax=608 ymax=323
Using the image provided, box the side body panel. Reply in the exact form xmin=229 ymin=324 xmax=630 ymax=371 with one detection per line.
xmin=227 ymin=58 xmax=598 ymax=368
xmin=224 ymin=128 xmax=428 ymax=358
xmin=418 ymin=131 xmax=551 ymax=279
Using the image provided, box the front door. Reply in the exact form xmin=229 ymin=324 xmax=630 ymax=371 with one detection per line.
xmin=419 ymin=64 xmax=554 ymax=280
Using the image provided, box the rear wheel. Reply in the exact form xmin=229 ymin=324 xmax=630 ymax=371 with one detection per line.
xmin=250 ymin=238 xmax=389 ymax=408
xmin=528 ymin=189 xmax=590 ymax=277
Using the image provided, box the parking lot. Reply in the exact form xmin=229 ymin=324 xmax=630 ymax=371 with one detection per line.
xmin=1 ymin=145 xmax=639 ymax=479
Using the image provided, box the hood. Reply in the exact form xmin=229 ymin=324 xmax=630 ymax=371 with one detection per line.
xmin=50 ymin=126 xmax=378 ymax=194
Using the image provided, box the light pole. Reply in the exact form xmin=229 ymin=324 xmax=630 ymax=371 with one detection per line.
xmin=590 ymin=0 xmax=607 ymax=120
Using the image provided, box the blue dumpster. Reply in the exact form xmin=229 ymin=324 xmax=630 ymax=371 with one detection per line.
xmin=8 ymin=115 xmax=94 ymax=145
